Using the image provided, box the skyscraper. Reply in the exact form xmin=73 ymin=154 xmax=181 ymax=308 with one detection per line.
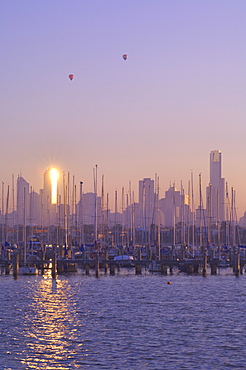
xmin=139 ymin=178 xmax=155 ymax=228
xmin=207 ymin=150 xmax=225 ymax=222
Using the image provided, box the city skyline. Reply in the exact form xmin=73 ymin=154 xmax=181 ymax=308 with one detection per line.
xmin=0 ymin=149 xmax=245 ymax=220
xmin=1 ymin=2 xmax=246 ymax=217
xmin=1 ymin=150 xmax=244 ymax=226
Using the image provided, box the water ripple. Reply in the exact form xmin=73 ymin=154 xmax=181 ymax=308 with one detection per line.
xmin=0 ymin=272 xmax=246 ymax=369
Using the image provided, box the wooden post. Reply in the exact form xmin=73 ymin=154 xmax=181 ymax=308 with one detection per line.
xmin=5 ymin=249 xmax=11 ymax=275
xmin=135 ymin=263 xmax=142 ymax=275
xmin=202 ymin=250 xmax=207 ymax=277
xmin=104 ymin=250 xmax=108 ymax=274
xmin=95 ymin=251 xmax=100 ymax=278
xmin=110 ymin=263 xmax=115 ymax=275
xmin=235 ymin=252 xmax=240 ymax=277
xmin=52 ymin=250 xmax=57 ymax=279
xmin=41 ymin=250 xmax=45 ymax=275
xmin=13 ymin=252 xmax=19 ymax=279
xmin=210 ymin=262 xmax=217 ymax=275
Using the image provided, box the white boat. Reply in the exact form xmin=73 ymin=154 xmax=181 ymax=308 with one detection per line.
xmin=113 ymin=255 xmax=135 ymax=266
xmin=19 ymin=266 xmax=38 ymax=275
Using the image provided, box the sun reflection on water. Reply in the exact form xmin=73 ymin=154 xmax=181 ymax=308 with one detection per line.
xmin=20 ymin=277 xmax=81 ymax=369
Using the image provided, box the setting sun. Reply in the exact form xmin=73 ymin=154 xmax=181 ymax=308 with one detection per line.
xmin=49 ymin=168 xmax=59 ymax=204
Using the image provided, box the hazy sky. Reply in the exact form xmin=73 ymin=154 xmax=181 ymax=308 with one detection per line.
xmin=1 ymin=1 xmax=246 ymax=216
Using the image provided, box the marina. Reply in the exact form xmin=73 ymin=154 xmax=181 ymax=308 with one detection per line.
xmin=1 ymin=242 xmax=246 ymax=279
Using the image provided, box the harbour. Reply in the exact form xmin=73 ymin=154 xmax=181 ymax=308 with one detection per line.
xmin=1 ymin=242 xmax=246 ymax=279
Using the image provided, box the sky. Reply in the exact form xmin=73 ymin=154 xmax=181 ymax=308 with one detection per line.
xmin=1 ymin=1 xmax=246 ymax=216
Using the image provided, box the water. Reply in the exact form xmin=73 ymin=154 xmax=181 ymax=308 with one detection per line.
xmin=0 ymin=269 xmax=246 ymax=369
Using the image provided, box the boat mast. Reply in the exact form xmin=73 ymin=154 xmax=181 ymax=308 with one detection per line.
xmin=191 ymin=172 xmax=195 ymax=256
xmin=114 ymin=189 xmax=118 ymax=247
xmin=199 ymin=173 xmax=203 ymax=248
xmin=5 ymin=185 xmax=9 ymax=246
xmin=217 ymin=188 xmax=221 ymax=258
xmin=101 ymin=175 xmax=105 ymax=244
xmin=132 ymin=190 xmax=135 ymax=247
xmin=106 ymin=193 xmax=109 ymax=245
xmin=121 ymin=186 xmax=125 ymax=247
xmin=172 ymin=183 xmax=176 ymax=247
xmin=231 ymin=187 xmax=235 ymax=247
xmin=79 ymin=181 xmax=84 ymax=247
xmin=94 ymin=165 xmax=98 ymax=246
xmin=12 ymin=174 xmax=15 ymax=230
xmin=157 ymin=176 xmax=160 ymax=259
xmin=2 ymin=182 xmax=4 ymax=248
xmin=23 ymin=187 xmax=26 ymax=264
xmin=207 ymin=183 xmax=212 ymax=247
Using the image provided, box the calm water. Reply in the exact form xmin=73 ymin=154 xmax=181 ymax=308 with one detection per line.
xmin=0 ymin=268 xmax=246 ymax=370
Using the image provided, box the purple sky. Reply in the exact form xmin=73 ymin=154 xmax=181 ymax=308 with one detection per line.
xmin=1 ymin=1 xmax=246 ymax=216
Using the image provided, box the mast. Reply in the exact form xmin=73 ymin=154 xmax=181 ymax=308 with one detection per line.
xmin=191 ymin=171 xmax=195 ymax=256
xmin=187 ymin=179 xmax=190 ymax=248
xmin=157 ymin=176 xmax=160 ymax=259
xmin=5 ymin=185 xmax=9 ymax=245
xmin=207 ymin=183 xmax=212 ymax=247
xmin=126 ymin=193 xmax=129 ymax=248
xmin=199 ymin=173 xmax=203 ymax=248
xmin=23 ymin=187 xmax=26 ymax=264
xmin=121 ymin=187 xmax=125 ymax=246
xmin=231 ymin=187 xmax=235 ymax=247
xmin=74 ymin=183 xmax=77 ymax=247
xmin=114 ymin=189 xmax=118 ymax=247
xmin=2 ymin=182 xmax=4 ymax=247
xmin=129 ymin=181 xmax=132 ymax=246
xmin=67 ymin=172 xmax=70 ymax=250
xmin=106 ymin=193 xmax=109 ymax=245
xmin=63 ymin=172 xmax=68 ymax=251
xmin=79 ymin=181 xmax=84 ymax=247
xmin=217 ymin=188 xmax=221 ymax=256
xmin=101 ymin=175 xmax=105 ymax=244
xmin=132 ymin=191 xmax=135 ymax=247
xmin=94 ymin=165 xmax=98 ymax=245
xmin=12 ymin=174 xmax=15 ymax=230
xmin=180 ymin=180 xmax=184 ymax=245
xmin=172 ymin=183 xmax=176 ymax=247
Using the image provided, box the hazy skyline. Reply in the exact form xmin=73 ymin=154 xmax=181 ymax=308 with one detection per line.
xmin=1 ymin=1 xmax=246 ymax=216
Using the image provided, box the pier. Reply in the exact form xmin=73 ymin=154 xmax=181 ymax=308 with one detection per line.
xmin=0 ymin=245 xmax=245 ymax=278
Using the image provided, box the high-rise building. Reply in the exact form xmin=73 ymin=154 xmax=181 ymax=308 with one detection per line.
xmin=207 ymin=150 xmax=225 ymax=222
xmin=16 ymin=176 xmax=30 ymax=225
xmin=139 ymin=178 xmax=155 ymax=228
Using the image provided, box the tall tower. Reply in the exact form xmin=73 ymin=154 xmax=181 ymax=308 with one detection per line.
xmin=139 ymin=178 xmax=155 ymax=228
xmin=208 ymin=150 xmax=225 ymax=222
xmin=16 ymin=176 xmax=30 ymax=225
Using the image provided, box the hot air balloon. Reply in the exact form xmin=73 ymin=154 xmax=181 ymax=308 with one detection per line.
xmin=69 ymin=74 xmax=74 ymax=81
xmin=122 ymin=54 xmax=128 ymax=61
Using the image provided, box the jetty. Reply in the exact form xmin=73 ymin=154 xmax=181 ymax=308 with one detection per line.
xmin=0 ymin=244 xmax=245 ymax=278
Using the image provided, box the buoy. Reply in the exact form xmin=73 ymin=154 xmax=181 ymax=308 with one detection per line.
xmin=167 ymin=281 xmax=172 ymax=284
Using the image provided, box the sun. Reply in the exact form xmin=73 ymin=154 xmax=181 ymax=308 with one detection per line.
xmin=49 ymin=168 xmax=59 ymax=204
